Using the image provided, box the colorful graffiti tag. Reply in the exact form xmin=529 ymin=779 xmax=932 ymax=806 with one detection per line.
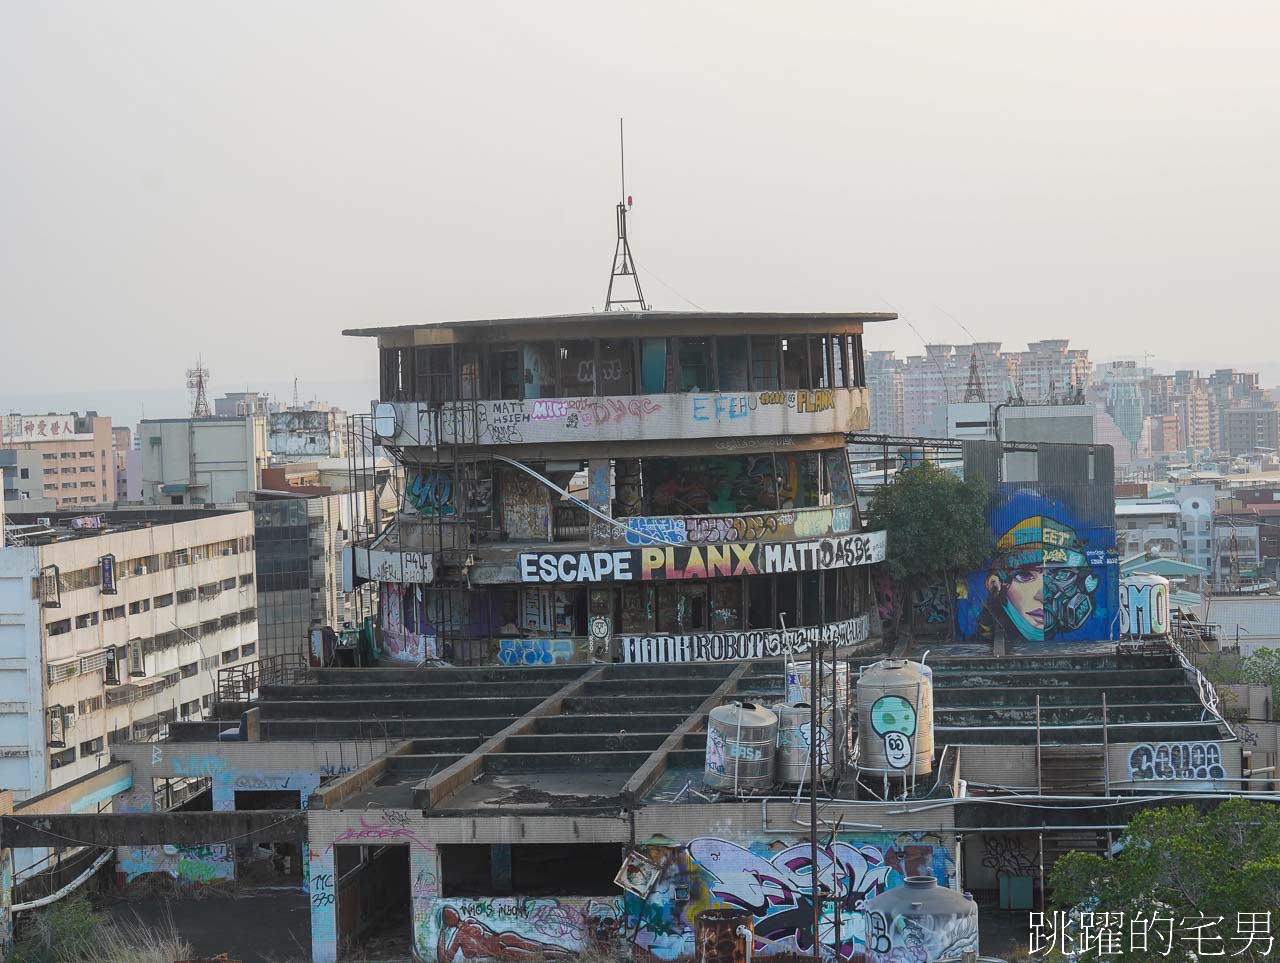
xmin=955 ymin=485 xmax=1117 ymax=643
xmin=497 ymin=638 xmax=579 ymax=666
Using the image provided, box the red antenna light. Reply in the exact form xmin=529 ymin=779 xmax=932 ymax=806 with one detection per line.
xmin=627 ymin=195 xmax=633 ymax=208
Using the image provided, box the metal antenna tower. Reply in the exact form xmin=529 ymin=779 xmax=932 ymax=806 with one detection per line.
xmin=962 ymin=350 xmax=987 ymax=403
xmin=186 ymin=359 xmax=211 ymax=417
xmin=604 ymin=118 xmax=647 ymax=311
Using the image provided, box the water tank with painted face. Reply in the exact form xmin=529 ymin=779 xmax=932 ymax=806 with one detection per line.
xmin=704 ymin=702 xmax=778 ymax=793
xmin=856 ymin=659 xmax=933 ymax=777
xmin=1119 ymin=573 xmax=1171 ymax=638
xmin=864 ymin=876 xmax=979 ymax=963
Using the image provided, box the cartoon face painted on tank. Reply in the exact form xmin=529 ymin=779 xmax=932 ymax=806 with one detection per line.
xmin=870 ymin=695 xmax=916 ymax=769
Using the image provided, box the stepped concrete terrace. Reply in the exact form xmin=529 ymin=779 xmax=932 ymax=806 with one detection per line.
xmin=160 ymin=646 xmax=1227 ymax=812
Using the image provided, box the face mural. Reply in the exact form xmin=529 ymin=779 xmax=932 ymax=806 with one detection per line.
xmin=956 ymin=485 xmax=1117 ymax=643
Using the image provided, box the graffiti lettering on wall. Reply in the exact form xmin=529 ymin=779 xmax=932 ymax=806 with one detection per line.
xmin=955 ymin=485 xmax=1118 ymax=643
xmin=380 ymin=583 xmax=439 ymax=664
xmin=979 ymin=835 xmax=1037 ymax=878
xmin=621 ymin=615 xmax=870 ymax=664
xmin=623 ymin=835 xmax=952 ymax=961
xmin=1128 ymin=742 xmax=1225 ymax=783
xmin=713 ymin=435 xmax=794 ymax=452
xmin=692 ymin=390 xmax=835 ymax=422
xmin=407 ymin=470 xmax=456 ymax=516
xmin=866 ymin=907 xmax=978 ymax=963
xmin=497 ymin=638 xmax=578 ymax=666
xmin=328 ymin=815 xmax=428 ymax=852
xmin=365 ymin=548 xmax=434 ymax=585
xmin=910 ymin=583 xmax=949 ymax=627
xmin=621 ymin=508 xmax=850 ymax=546
xmin=519 ymin=533 xmax=886 ymax=584
xmin=422 ymin=898 xmax=624 ymax=962
xmin=118 ymin=844 xmax=234 ymax=886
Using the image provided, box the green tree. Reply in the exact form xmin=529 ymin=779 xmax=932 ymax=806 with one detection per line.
xmin=1241 ymin=647 xmax=1280 ymax=691
xmin=865 ymin=461 xmax=990 ymax=640
xmin=1051 ymin=799 xmax=1280 ymax=962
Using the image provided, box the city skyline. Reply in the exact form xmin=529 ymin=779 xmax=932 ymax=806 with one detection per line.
xmin=4 ymin=3 xmax=1278 ymax=396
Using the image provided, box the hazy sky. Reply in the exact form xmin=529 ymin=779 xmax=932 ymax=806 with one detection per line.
xmin=3 ymin=1 xmax=1279 ymax=414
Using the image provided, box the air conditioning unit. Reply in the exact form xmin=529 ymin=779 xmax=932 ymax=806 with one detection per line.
xmin=134 ymin=565 xmax=148 ymax=576
xmin=37 ymin=517 xmax=51 ymax=526
xmin=221 ymin=548 xmax=233 ymax=556
xmin=63 ymin=708 xmax=77 ymax=729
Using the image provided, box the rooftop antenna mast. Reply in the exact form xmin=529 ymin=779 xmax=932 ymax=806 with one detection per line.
xmin=604 ymin=118 xmax=648 ymax=311
xmin=186 ymin=359 xmax=211 ymax=418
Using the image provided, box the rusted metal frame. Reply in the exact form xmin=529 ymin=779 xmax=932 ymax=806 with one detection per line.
xmin=620 ymin=662 xmax=752 ymax=807
xmin=418 ymin=665 xmax=604 ymax=811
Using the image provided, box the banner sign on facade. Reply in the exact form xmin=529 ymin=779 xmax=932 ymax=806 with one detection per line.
xmin=2 ymin=414 xmax=92 ymax=443
xmin=99 ymin=554 xmax=117 ymax=595
xmin=620 ymin=615 xmax=871 ymax=664
xmin=518 ymin=531 xmax=886 ymax=584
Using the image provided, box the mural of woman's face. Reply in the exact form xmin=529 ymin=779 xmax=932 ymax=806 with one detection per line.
xmin=1003 ymin=565 xmax=1044 ymax=630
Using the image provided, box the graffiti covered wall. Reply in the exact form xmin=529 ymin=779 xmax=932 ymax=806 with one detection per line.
xmin=117 ymin=843 xmax=235 ymax=886
xmin=381 ymin=583 xmax=440 ymax=663
xmin=625 ymin=833 xmax=953 ymax=962
xmin=955 ymin=483 xmax=1118 ymax=643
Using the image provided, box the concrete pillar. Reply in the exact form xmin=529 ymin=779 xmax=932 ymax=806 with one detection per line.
xmin=491 ymin=843 xmax=512 ymax=895
xmin=309 ymin=848 xmax=338 ymax=963
xmin=587 ymin=460 xmax=611 ymax=546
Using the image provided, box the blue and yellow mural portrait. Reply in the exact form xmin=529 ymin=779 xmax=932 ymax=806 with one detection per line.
xmin=956 ymin=485 xmax=1118 ymax=643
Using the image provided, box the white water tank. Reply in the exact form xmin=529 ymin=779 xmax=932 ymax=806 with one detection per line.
xmin=1120 ymin=573 xmax=1171 ymax=638
xmin=856 ymin=659 xmax=933 ymax=777
xmin=864 ymin=876 xmax=979 ymax=963
xmin=704 ymin=702 xmax=777 ymax=793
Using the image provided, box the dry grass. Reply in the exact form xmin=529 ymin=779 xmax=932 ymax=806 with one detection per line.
xmin=11 ymin=895 xmax=192 ymax=963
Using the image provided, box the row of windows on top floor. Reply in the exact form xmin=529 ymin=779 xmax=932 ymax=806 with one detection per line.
xmin=380 ymin=333 xmax=867 ymax=404
xmin=47 ymin=575 xmax=255 ymax=635
xmin=43 ymin=536 xmax=255 ymax=597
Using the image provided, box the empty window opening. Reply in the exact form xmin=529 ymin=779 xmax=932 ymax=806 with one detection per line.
xmin=440 ymin=843 xmax=623 ymax=898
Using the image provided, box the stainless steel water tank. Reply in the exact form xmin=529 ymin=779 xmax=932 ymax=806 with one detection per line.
xmin=704 ymin=701 xmax=777 ymax=793
xmin=774 ymin=702 xmax=837 ymax=784
xmin=856 ymin=659 xmax=934 ymax=777
xmin=786 ymin=660 xmax=851 ymax=707
xmin=864 ymin=876 xmax=978 ymax=963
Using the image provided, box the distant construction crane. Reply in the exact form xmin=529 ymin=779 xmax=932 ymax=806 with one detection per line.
xmin=186 ymin=359 xmax=211 ymax=417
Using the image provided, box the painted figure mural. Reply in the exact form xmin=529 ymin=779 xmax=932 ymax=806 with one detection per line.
xmin=956 ymin=485 xmax=1117 ymax=643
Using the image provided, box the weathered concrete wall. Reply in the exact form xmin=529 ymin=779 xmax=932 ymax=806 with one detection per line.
xmin=305 ymin=805 xmax=958 ymax=963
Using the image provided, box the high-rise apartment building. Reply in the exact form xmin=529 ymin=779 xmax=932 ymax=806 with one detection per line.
xmin=0 ymin=507 xmax=258 ymax=799
xmin=2 ymin=412 xmax=115 ymax=509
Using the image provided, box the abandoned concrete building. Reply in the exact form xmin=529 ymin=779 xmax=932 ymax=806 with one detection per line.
xmin=0 ymin=312 xmax=1272 ymax=963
